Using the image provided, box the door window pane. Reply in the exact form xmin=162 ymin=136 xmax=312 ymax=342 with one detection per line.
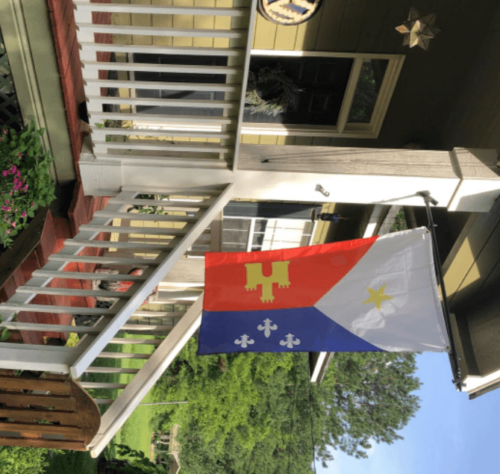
xmin=244 ymin=56 xmax=353 ymax=126
xmin=348 ymin=59 xmax=389 ymax=123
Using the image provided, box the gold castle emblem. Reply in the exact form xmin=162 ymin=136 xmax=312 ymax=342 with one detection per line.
xmin=245 ymin=261 xmax=291 ymax=303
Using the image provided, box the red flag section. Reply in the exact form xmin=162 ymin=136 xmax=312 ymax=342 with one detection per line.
xmin=204 ymin=236 xmax=378 ymax=312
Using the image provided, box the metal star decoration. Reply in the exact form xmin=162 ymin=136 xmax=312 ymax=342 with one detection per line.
xmin=396 ymin=7 xmax=440 ymax=51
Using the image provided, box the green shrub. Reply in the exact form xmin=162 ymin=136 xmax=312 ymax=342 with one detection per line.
xmin=0 ymin=120 xmax=56 ymax=247
xmin=0 ymin=446 xmax=51 ymax=474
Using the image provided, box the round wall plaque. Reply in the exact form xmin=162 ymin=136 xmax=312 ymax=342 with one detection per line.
xmin=258 ymin=0 xmax=324 ymax=26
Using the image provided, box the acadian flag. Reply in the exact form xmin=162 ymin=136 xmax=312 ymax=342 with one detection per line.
xmin=198 ymin=228 xmax=449 ymax=355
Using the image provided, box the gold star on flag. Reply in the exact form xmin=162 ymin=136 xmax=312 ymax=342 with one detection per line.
xmin=363 ymin=284 xmax=393 ymax=310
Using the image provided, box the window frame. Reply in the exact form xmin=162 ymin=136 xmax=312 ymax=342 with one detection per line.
xmin=243 ymin=50 xmax=405 ymax=139
xmin=223 ymin=215 xmax=318 ymax=252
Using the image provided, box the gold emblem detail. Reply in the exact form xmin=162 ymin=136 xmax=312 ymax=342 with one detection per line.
xmin=245 ymin=261 xmax=290 ymax=303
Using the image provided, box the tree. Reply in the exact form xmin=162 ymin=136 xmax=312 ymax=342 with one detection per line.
xmin=150 ymin=340 xmax=421 ymax=473
xmin=313 ymin=352 xmax=421 ymax=460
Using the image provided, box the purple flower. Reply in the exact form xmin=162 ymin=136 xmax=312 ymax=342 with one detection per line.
xmin=2 ymin=171 xmax=7 ymax=177
xmin=22 ymin=212 xmax=26 ymax=218
xmin=11 ymin=222 xmax=16 ymax=228
xmin=5 ymin=200 xmax=9 ymax=205
xmin=5 ymin=207 xmax=11 ymax=212
xmin=23 ymin=184 xmax=28 ymax=191
xmin=17 ymin=152 xmax=22 ymax=158
xmin=11 ymin=166 xmax=16 ymax=174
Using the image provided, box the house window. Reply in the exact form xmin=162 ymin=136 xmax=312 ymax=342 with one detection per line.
xmin=242 ymin=51 xmax=404 ymax=139
xmin=222 ymin=217 xmax=316 ymax=252
xmin=220 ymin=202 xmax=320 ymax=252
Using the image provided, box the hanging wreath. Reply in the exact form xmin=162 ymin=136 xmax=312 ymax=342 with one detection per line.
xmin=245 ymin=65 xmax=300 ymax=117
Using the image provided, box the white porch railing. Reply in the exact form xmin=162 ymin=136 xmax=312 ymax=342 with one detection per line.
xmin=74 ymin=0 xmax=257 ymax=170
xmin=88 ymin=293 xmax=204 ymax=458
xmin=0 ymin=184 xmax=233 ymax=379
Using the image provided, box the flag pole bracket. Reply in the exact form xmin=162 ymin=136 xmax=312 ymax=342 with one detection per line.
xmin=417 ymin=191 xmax=463 ymax=391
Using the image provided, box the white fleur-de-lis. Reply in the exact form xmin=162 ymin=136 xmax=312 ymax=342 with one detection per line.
xmin=234 ymin=334 xmax=255 ymax=349
xmin=257 ymin=318 xmax=278 ymax=338
xmin=279 ymin=333 xmax=301 ymax=349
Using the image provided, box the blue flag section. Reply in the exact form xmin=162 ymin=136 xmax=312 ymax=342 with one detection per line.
xmin=199 ymin=228 xmax=450 ymax=355
xmin=198 ymin=307 xmax=383 ymax=355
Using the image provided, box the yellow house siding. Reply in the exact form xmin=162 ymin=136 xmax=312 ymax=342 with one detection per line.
xmin=214 ymin=0 xmax=232 ymax=49
xmin=132 ymin=0 xmax=153 ymax=46
xmin=241 ymin=135 xmax=296 ymax=145
xmin=152 ymin=0 xmax=173 ymax=46
xmin=251 ymin=1 xmax=366 ymax=52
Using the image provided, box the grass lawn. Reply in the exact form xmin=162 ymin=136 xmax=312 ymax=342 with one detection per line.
xmin=45 ymin=452 xmax=98 ymax=474
xmin=84 ymin=333 xmax=158 ymax=456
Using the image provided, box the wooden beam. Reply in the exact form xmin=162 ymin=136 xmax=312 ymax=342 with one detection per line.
xmin=82 ymin=146 xmax=500 ymax=212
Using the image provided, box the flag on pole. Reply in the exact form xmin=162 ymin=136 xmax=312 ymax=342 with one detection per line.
xmin=198 ymin=228 xmax=449 ymax=355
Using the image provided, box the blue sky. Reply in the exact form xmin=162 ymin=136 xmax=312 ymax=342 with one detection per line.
xmin=318 ymin=353 xmax=500 ymax=474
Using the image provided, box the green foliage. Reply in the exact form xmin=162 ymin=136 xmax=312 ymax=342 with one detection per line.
xmin=106 ymin=444 xmax=168 ymax=473
xmin=0 ymin=120 xmax=56 ymax=247
xmin=133 ymin=194 xmax=171 ymax=215
xmin=0 ymin=327 xmax=11 ymax=342
xmin=45 ymin=451 xmax=97 ymax=474
xmin=348 ymin=61 xmax=379 ymax=123
xmin=390 ymin=209 xmax=408 ymax=233
xmin=151 ymin=340 xmax=421 ymax=473
xmin=315 ymin=352 xmax=421 ymax=460
xmin=0 ymin=446 xmax=52 ymax=474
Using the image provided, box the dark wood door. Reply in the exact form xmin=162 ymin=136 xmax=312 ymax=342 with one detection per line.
xmin=243 ymin=56 xmax=353 ymax=126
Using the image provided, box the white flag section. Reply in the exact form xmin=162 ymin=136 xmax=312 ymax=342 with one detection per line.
xmin=315 ymin=228 xmax=450 ymax=352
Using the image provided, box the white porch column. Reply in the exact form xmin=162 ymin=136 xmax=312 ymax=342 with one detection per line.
xmin=80 ymin=145 xmax=500 ymax=212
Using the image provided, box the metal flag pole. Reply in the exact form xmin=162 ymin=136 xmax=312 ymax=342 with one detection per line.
xmin=417 ymin=191 xmax=463 ymax=391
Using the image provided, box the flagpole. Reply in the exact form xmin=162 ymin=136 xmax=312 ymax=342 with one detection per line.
xmin=417 ymin=191 xmax=463 ymax=391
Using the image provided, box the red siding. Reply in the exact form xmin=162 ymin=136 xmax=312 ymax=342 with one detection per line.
xmin=47 ymin=0 xmax=113 ymax=173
